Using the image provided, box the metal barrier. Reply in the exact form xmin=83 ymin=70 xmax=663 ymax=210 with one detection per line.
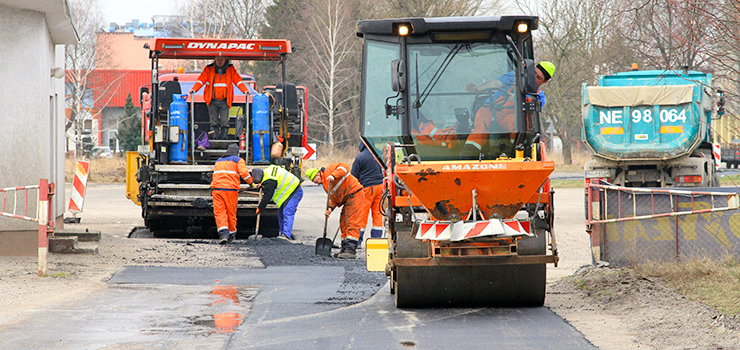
xmin=1 ymin=179 xmax=54 ymax=275
xmin=586 ymin=181 xmax=740 ymax=266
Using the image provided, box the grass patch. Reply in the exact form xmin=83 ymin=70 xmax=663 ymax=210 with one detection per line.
xmin=550 ymin=179 xmax=584 ymax=189
xmin=636 ymin=257 xmax=740 ymax=316
xmin=65 ymin=156 xmax=127 ymax=183
xmin=718 ymin=174 xmax=740 ymax=187
xmin=47 ymin=271 xmax=76 ymax=279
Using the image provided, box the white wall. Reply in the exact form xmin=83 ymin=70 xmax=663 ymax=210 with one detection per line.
xmin=0 ymin=5 xmax=65 ymax=231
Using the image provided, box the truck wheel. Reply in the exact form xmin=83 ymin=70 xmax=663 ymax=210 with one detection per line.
xmin=518 ymin=227 xmax=547 ymax=255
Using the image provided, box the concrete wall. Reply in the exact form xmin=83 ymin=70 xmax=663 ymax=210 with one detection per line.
xmin=0 ymin=5 xmax=67 ymax=249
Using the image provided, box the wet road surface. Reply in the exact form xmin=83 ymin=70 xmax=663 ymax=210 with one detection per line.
xmin=1 ymin=262 xmax=595 ymax=350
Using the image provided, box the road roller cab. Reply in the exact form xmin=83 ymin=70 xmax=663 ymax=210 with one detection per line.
xmin=357 ymin=16 xmax=559 ymax=307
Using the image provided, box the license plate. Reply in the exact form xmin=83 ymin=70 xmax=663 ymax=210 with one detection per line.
xmin=585 ymin=170 xmax=610 ymax=178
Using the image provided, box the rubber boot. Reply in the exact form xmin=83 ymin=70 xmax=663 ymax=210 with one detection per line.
xmin=337 ymin=239 xmax=358 ymax=259
xmin=220 ymin=127 xmax=230 ymax=140
xmin=218 ymin=229 xmax=230 ymax=245
xmin=209 ymin=127 xmax=218 ymax=140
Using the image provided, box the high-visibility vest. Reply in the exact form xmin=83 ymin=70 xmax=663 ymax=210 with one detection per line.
xmin=262 ymin=165 xmax=300 ymax=207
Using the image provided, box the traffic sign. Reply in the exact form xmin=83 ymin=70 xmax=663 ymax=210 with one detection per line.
xmin=303 ymin=143 xmax=316 ymax=160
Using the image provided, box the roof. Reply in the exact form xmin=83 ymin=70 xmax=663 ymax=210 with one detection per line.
xmin=356 ymin=16 xmax=539 ymax=36
xmin=0 ymin=0 xmax=79 ymax=44
xmin=86 ymin=70 xmax=150 ymax=108
xmin=150 ymin=38 xmax=292 ymax=60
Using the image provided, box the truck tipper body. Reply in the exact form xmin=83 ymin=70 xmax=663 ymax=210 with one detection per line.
xmin=582 ymin=70 xmax=719 ymax=187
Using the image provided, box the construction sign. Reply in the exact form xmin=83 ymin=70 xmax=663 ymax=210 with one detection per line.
xmin=68 ymin=160 xmax=90 ymax=213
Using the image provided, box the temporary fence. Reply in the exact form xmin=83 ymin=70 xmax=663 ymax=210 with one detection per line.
xmin=586 ymin=180 xmax=740 ymax=266
xmin=1 ymin=179 xmax=54 ymax=275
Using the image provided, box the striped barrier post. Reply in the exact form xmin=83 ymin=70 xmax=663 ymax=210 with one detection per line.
xmin=68 ymin=160 xmax=90 ymax=215
xmin=713 ymin=143 xmax=721 ymax=170
xmin=38 ymin=179 xmax=49 ymax=276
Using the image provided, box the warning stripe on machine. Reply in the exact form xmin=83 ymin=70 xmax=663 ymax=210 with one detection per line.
xmin=415 ymin=219 xmax=532 ymax=241
xmin=600 ymin=127 xmax=624 ymax=135
xmin=660 ymin=126 xmax=684 ymax=134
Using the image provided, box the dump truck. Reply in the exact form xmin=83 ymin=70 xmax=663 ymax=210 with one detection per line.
xmin=582 ymin=69 xmax=720 ymax=187
xmin=721 ymin=140 xmax=740 ymax=168
xmin=357 ymin=16 xmax=558 ymax=307
xmin=125 ymin=38 xmax=307 ymax=237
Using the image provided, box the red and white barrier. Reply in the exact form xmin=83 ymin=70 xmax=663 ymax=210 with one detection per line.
xmin=68 ymin=160 xmax=90 ymax=213
xmin=1 ymin=179 xmax=53 ymax=276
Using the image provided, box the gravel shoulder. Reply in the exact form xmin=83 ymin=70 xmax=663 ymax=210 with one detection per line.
xmin=1 ymin=185 xmax=739 ymax=349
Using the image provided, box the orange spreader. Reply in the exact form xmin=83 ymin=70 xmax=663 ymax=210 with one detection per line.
xmin=395 ymin=160 xmax=554 ymax=220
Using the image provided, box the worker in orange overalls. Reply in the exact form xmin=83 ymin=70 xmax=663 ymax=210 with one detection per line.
xmin=461 ymin=61 xmax=555 ymax=157
xmin=211 ymin=143 xmax=252 ymax=244
xmin=190 ymin=56 xmax=252 ymax=140
xmin=306 ymin=164 xmax=366 ymax=259
xmin=351 ymin=142 xmax=384 ymax=243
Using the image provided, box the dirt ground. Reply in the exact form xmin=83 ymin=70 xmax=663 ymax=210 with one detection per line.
xmin=1 ymin=185 xmax=739 ymax=349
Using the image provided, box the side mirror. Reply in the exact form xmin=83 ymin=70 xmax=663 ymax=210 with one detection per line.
xmin=520 ymin=59 xmax=538 ymax=95
xmin=391 ymin=59 xmax=406 ymax=92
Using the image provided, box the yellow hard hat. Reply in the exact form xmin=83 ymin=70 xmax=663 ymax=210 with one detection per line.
xmin=537 ymin=61 xmax=556 ymax=81
xmin=305 ymin=168 xmax=320 ymax=181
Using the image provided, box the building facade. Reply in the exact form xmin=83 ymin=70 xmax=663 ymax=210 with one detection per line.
xmin=0 ymin=0 xmax=78 ymax=255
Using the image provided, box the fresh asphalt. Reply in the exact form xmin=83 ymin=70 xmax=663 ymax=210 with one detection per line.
xmin=0 ymin=184 xmax=596 ymax=349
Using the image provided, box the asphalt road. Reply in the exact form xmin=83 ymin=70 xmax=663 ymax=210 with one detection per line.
xmin=0 ymin=183 xmax=597 ymax=349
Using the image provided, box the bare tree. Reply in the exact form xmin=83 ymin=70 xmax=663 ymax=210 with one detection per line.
xmin=65 ymin=0 xmax=107 ymax=156
xmin=518 ymin=0 xmax=639 ymax=164
xmin=169 ymin=0 xmax=269 ymax=71
xmin=303 ymin=0 xmax=359 ymax=152
xmin=385 ymin=0 xmax=486 ymax=17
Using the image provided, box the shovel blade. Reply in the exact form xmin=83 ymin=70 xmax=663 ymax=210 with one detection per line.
xmin=315 ymin=238 xmax=333 ymax=257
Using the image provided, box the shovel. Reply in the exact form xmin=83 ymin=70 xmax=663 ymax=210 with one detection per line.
xmin=315 ymin=185 xmax=334 ymax=256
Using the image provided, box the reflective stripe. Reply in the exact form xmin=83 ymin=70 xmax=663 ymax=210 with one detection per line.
xmin=197 ymin=79 xmax=206 ymax=85
xmin=205 ymin=81 xmax=210 ymax=86
xmin=218 ymin=226 xmax=229 ymax=231
xmin=331 ymin=174 xmax=348 ymax=195
xmin=214 ymin=170 xmax=238 ymax=175
xmin=464 ymin=140 xmax=482 ymax=150
xmin=337 ymin=166 xmax=348 ymax=173
xmin=237 ymin=81 xmax=246 ymax=86
xmin=214 ymin=83 xmax=228 ymax=87
xmin=262 ymin=165 xmax=300 ymax=207
xmin=429 ymin=127 xmax=439 ymax=139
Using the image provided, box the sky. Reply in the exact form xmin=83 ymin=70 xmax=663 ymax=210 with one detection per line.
xmin=99 ymin=0 xmax=178 ymax=26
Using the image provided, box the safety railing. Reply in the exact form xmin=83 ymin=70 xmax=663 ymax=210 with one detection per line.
xmin=585 ymin=180 xmax=740 ymax=265
xmin=1 ymin=179 xmax=54 ymax=275
xmin=586 ymin=181 xmax=739 ymax=224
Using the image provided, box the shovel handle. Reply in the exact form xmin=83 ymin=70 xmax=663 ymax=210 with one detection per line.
xmin=321 ymin=184 xmax=332 ymax=239
xmin=255 ymin=212 xmax=261 ymax=234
